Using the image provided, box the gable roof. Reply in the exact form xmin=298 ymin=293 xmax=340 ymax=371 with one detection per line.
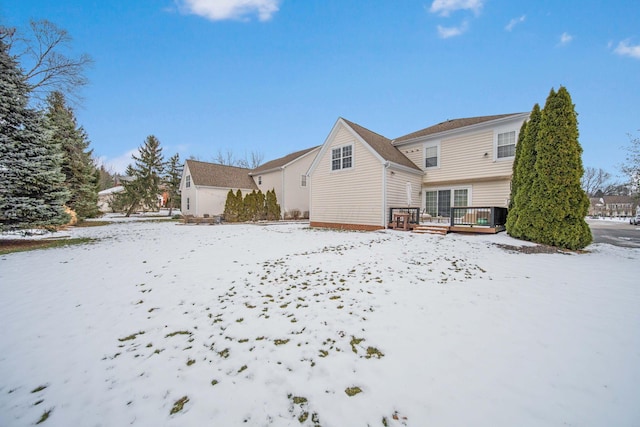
xmin=251 ymin=146 xmax=320 ymax=174
xmin=392 ymin=113 xmax=527 ymax=144
xmin=185 ymin=159 xmax=258 ymax=190
xmin=341 ymin=118 xmax=422 ymax=171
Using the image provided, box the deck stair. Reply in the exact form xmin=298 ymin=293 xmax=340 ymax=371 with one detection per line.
xmin=413 ymin=224 xmax=450 ymax=235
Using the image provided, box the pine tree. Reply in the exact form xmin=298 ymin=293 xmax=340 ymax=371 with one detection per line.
xmin=44 ymin=91 xmax=99 ymax=220
xmin=235 ymin=189 xmax=245 ymax=221
xmin=0 ymin=38 xmax=69 ymax=232
xmin=507 ymin=104 xmax=541 ymax=239
xmin=118 ymin=135 xmax=165 ymax=216
xmin=164 ymin=153 xmax=182 ymax=216
xmin=527 ymin=87 xmax=592 ymax=249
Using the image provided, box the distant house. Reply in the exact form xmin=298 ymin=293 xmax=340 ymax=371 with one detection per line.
xmin=589 ymin=196 xmax=638 ymax=217
xmin=308 ymin=113 xmax=529 ymax=230
xmin=97 ymin=186 xmax=125 ymax=213
xmin=249 ymin=146 xmax=320 ymax=218
xmin=180 ymin=147 xmax=319 ymax=219
xmin=180 ymin=161 xmax=257 ymax=218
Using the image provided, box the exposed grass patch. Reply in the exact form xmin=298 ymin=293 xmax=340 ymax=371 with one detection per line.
xmin=350 ymin=337 xmax=364 ymax=354
xmin=31 ymin=384 xmax=48 ymax=393
xmin=237 ymin=364 xmax=248 ymax=373
xmin=118 ymin=331 xmax=145 ymax=342
xmin=365 ymin=346 xmax=384 ymax=359
xmin=169 ymin=396 xmax=189 ymax=415
xmin=165 ymin=330 xmax=191 ymax=338
xmin=74 ymin=220 xmax=111 ymax=227
xmin=274 ymin=339 xmax=290 ymax=346
xmin=0 ymin=237 xmax=96 ymax=255
xmin=345 ymin=386 xmax=362 ymax=397
xmin=35 ymin=408 xmax=53 ymax=424
xmin=211 ymin=379 xmax=219 ymax=386
xmin=186 ymin=358 xmax=196 ymax=366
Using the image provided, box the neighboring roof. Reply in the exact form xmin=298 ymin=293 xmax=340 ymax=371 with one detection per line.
xmin=591 ymin=196 xmax=638 ymax=205
xmin=98 ymin=186 xmax=124 ymax=196
xmin=251 ymin=146 xmax=320 ymax=174
xmin=393 ymin=113 xmax=527 ymax=144
xmin=185 ymin=160 xmax=258 ymax=190
xmin=341 ymin=118 xmax=422 ymax=171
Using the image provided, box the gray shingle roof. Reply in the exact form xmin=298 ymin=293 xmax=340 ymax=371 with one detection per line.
xmin=251 ymin=146 xmax=320 ymax=174
xmin=392 ymin=113 xmax=526 ymax=144
xmin=185 ymin=160 xmax=258 ymax=190
xmin=341 ymin=118 xmax=422 ymax=171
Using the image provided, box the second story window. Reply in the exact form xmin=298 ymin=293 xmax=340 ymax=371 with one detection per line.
xmin=186 ymin=175 xmax=191 ymax=188
xmin=497 ymin=131 xmax=516 ymax=158
xmin=258 ymin=176 xmax=262 ymax=185
xmin=332 ymin=145 xmax=353 ymax=171
xmin=424 ymin=143 xmax=439 ymax=168
xmin=301 ymin=174 xmax=307 ymax=187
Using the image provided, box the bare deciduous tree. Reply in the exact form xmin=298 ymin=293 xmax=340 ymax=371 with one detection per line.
xmin=214 ymin=149 xmax=264 ymax=169
xmin=581 ymin=166 xmax=612 ymax=197
xmin=1 ymin=19 xmax=93 ymax=104
xmin=621 ymin=132 xmax=640 ymax=195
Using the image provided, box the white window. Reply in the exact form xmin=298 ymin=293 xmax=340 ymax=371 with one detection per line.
xmin=496 ymin=131 xmax=516 ymax=159
xmin=186 ymin=197 xmax=190 ymax=210
xmin=331 ymin=145 xmax=353 ymax=171
xmin=186 ymin=175 xmax=191 ymax=188
xmin=258 ymin=176 xmax=262 ymax=185
xmin=301 ymin=174 xmax=307 ymax=187
xmin=424 ymin=188 xmax=469 ymax=217
xmin=424 ymin=142 xmax=440 ymax=169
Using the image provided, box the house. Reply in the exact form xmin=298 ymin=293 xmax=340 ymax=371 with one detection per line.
xmin=180 ymin=161 xmax=257 ymax=218
xmin=249 ymin=146 xmax=320 ymax=219
xmin=308 ymin=113 xmax=529 ymax=230
xmin=180 ymin=147 xmax=319 ymax=219
xmin=97 ymin=186 xmax=125 ymax=213
xmin=589 ymin=196 xmax=638 ymax=218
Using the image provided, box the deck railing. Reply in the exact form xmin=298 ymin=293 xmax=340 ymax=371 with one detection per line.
xmin=450 ymin=207 xmax=508 ymax=228
xmin=388 ymin=207 xmax=420 ymax=225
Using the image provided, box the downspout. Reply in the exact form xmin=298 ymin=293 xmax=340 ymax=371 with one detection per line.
xmin=383 ymin=161 xmax=390 ymax=228
xmin=281 ymin=166 xmax=285 ymax=220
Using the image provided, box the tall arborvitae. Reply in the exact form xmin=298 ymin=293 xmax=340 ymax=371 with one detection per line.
xmin=265 ymin=189 xmax=281 ymax=221
xmin=507 ymin=104 xmax=541 ymax=239
xmin=0 ymin=38 xmax=69 ymax=232
xmin=164 ymin=153 xmax=182 ymax=216
xmin=44 ymin=91 xmax=99 ymax=220
xmin=223 ymin=189 xmax=238 ymax=221
xmin=527 ymin=87 xmax=591 ymax=249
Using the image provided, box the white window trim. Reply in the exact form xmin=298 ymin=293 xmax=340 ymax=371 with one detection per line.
xmin=185 ymin=175 xmax=191 ymax=188
xmin=423 ymin=186 xmax=472 ymax=213
xmin=423 ymin=141 xmax=441 ymax=170
xmin=330 ymin=143 xmax=354 ymax=172
xmin=494 ymin=127 xmax=518 ymax=161
xmin=300 ymin=174 xmax=307 ymax=187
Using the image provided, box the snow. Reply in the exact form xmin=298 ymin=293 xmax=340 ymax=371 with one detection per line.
xmin=1 ymin=220 xmax=639 ymax=426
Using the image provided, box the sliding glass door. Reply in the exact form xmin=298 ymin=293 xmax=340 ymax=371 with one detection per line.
xmin=424 ymin=188 xmax=469 ymax=217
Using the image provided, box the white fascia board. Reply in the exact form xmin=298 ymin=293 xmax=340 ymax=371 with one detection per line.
xmin=393 ymin=112 xmax=530 ymax=147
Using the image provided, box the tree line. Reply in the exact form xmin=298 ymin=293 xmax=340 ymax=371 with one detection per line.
xmin=1 ymin=26 xmax=99 ymax=232
xmin=223 ymin=189 xmax=281 ymax=222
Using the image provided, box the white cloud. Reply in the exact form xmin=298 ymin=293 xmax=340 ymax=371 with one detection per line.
xmin=505 ymin=15 xmax=525 ymax=32
xmin=98 ymin=149 xmax=139 ymax=175
xmin=176 ymin=0 xmax=281 ymax=22
xmin=559 ymin=32 xmax=573 ymax=45
xmin=437 ymin=21 xmax=469 ymax=38
xmin=429 ymin=0 xmax=484 ymax=17
xmin=613 ymin=39 xmax=640 ymax=59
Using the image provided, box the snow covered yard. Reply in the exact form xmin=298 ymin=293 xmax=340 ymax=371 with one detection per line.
xmin=1 ymin=220 xmax=639 ymax=427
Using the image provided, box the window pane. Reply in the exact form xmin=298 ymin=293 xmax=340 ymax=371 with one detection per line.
xmin=425 ymin=146 xmax=438 ymax=168
xmin=453 ymin=189 xmax=467 ymax=207
xmin=425 ymin=191 xmax=437 ymax=216
xmin=332 ymin=159 xmax=341 ymax=170
xmin=497 ymin=131 xmax=516 ymax=158
xmin=438 ymin=190 xmax=451 ymax=217
xmin=342 ymin=156 xmax=352 ymax=169
xmin=342 ymin=145 xmax=352 ymax=157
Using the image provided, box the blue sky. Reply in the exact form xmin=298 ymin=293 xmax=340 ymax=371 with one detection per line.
xmin=3 ymin=0 xmax=639 ymax=176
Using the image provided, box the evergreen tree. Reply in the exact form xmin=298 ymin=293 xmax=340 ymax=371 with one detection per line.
xmin=0 ymin=38 xmax=69 ymax=232
xmin=164 ymin=153 xmax=182 ymax=216
xmin=527 ymin=87 xmax=592 ymax=249
xmin=44 ymin=91 xmax=99 ymax=220
xmin=97 ymin=164 xmax=115 ymax=191
xmin=265 ymin=189 xmax=281 ymax=221
xmin=256 ymin=189 xmax=266 ymax=220
xmin=118 ymin=135 xmax=164 ymax=216
xmin=235 ymin=189 xmax=245 ymax=221
xmin=223 ymin=189 xmax=238 ymax=222
xmin=506 ymin=104 xmax=541 ymax=238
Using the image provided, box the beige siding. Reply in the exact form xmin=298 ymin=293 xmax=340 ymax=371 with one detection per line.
xmin=310 ymin=125 xmax=384 ymax=227
xmin=425 ymin=130 xmax=513 ymax=184
xmin=281 ymin=149 xmax=317 ymax=216
xmin=255 ymin=170 xmax=282 ymax=208
xmin=470 ymin=179 xmax=511 ymax=207
xmin=385 ymin=168 xmax=423 ymax=222
xmin=396 ymin=142 xmax=424 ymax=170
